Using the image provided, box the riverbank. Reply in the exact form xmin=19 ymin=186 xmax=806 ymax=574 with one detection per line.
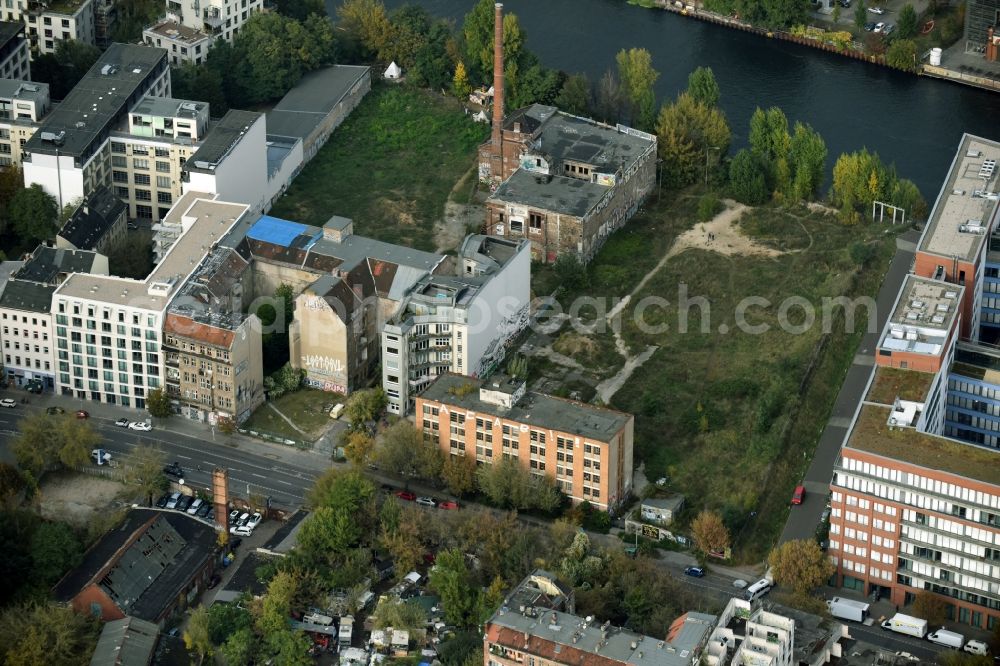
xmin=646 ymin=0 xmax=1000 ymax=94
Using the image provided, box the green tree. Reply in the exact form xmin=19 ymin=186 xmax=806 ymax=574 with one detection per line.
xmin=748 ymin=106 xmax=791 ymax=195
xmin=687 ymin=66 xmax=720 ymax=108
xmin=111 ymin=0 xmax=164 ymax=42
xmin=382 ymin=517 xmax=424 ymax=578
xmin=911 ymin=590 xmax=948 ymax=626
xmin=886 ymin=39 xmax=918 ymax=71
xmin=31 ymin=40 xmax=101 ymax=99
xmin=507 ymin=61 xmax=563 ymax=109
xmin=0 ymin=166 xmax=24 ymax=233
xmin=274 ymin=0 xmax=325 ymax=20
xmin=655 ymin=93 xmax=731 ymax=188
xmin=464 ymin=0 xmax=499 ymax=80
xmin=29 ymin=521 xmax=82 ymax=588
xmin=372 ymin=597 xmax=427 ymax=634
xmin=0 ymin=463 xmax=26 ymax=509
xmin=832 ymin=4 xmax=841 ymax=23
xmin=616 ymin=48 xmax=659 ymax=131
xmin=375 ymin=421 xmax=443 ymax=479
xmin=221 ymin=627 xmax=255 ymax=664
xmin=691 ymin=509 xmax=730 ymax=555
xmin=441 ymin=453 xmax=478 ymax=497
xmin=0 ymin=602 xmax=99 ymax=666
xmin=768 ymin=539 xmax=835 ymax=595
xmin=343 ymin=387 xmax=387 ymax=430
xmin=788 ymin=122 xmax=828 ymax=200
xmin=854 ymin=1 xmax=868 ymax=31
xmin=409 ymin=21 xmax=453 ymax=90
xmin=553 ymin=253 xmax=589 ymax=291
xmin=897 ymin=3 xmax=919 ymax=38
xmin=453 ymin=61 xmax=472 ymax=99
xmin=555 ymin=73 xmax=591 ymax=116
xmin=121 ymin=445 xmax=168 ymax=506
xmin=183 ymin=606 xmax=214 ymax=665
xmin=307 ymin=467 xmax=376 ymax=515
xmin=476 ymin=457 xmax=562 ymax=512
xmin=299 ymin=505 xmax=362 ymax=558
xmin=429 ymin=548 xmax=481 ymax=628
xmin=170 ymin=63 xmax=229 ymax=115
xmin=344 ymin=430 xmax=376 ymax=467
xmin=594 ymin=69 xmax=622 ymax=125
xmin=8 ymin=184 xmax=58 ymax=246
xmin=207 ymin=600 xmax=252 ymax=646
xmin=337 ymin=0 xmax=393 ymax=62
xmin=12 ymin=413 xmax=96 ymax=477
xmin=145 ymin=387 xmax=173 ymax=418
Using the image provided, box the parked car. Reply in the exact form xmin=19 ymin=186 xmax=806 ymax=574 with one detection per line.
xmin=791 ymin=485 xmax=806 ymax=505
xmin=236 ymin=512 xmax=250 ymax=527
xmin=0 ymin=398 xmax=16 ymax=408
xmin=165 ymin=492 xmax=181 ymax=509
xmin=25 ymin=380 xmax=42 ymax=394
xmin=114 ymin=417 xmax=130 ymax=427
xmin=187 ymin=498 xmax=203 ymax=515
xmin=91 ymin=449 xmax=112 ymax=465
xmin=867 ymin=6 xmax=885 ymax=13
xmin=163 ymin=462 xmax=184 ymax=477
xmin=246 ymin=512 xmax=262 ymax=529
xmin=438 ymin=501 xmax=459 ymax=510
xmin=395 ymin=490 xmax=416 ymax=501
xmin=128 ymin=421 xmax=152 ymax=432
xmin=874 ymin=21 xmax=886 ymax=32
xmin=75 ymin=410 xmax=89 ymax=419
xmin=684 ymin=566 xmax=705 ymax=578
xmin=176 ymin=495 xmax=193 ymax=512
xmin=416 ymin=496 xmax=437 ymax=507
xmin=229 ymin=509 xmax=241 ymax=525
xmin=230 ymin=525 xmax=253 ymax=537
xmin=732 ymin=579 xmax=748 ymax=589
xmin=881 ymin=23 xmax=895 ymax=35
xmin=863 ymin=21 xmax=877 ymax=31
xmin=196 ymin=503 xmax=212 ymax=518
xmin=156 ymin=493 xmax=170 ymax=508
xmin=46 ymin=406 xmax=65 ymax=415
xmin=839 ymin=0 xmax=850 ymax=7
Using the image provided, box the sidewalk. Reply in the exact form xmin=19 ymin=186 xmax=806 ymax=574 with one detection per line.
xmin=1 ymin=386 xmax=333 ymax=471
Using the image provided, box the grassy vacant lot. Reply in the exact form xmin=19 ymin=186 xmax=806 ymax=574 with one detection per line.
xmin=536 ymin=191 xmax=895 ymax=562
xmin=242 ymin=388 xmax=338 ymax=441
xmin=268 ymin=84 xmax=488 ymax=252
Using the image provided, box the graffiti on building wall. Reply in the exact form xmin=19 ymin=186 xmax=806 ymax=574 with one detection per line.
xmin=302 ymin=355 xmax=347 ymax=379
xmin=305 ymin=377 xmax=347 ymax=394
xmin=473 ymin=303 xmax=530 ymax=378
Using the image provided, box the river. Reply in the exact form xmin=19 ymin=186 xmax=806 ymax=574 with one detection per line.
xmin=327 ymin=0 xmax=1000 ymax=198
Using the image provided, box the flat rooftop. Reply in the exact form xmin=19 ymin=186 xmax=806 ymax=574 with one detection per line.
xmin=29 ymin=0 xmax=88 ymax=15
xmin=55 ymin=192 xmax=248 ymax=309
xmin=847 ymin=404 xmax=1000 ymax=486
xmin=131 ymin=96 xmax=206 ymax=120
xmin=918 ymin=134 xmax=1000 ymax=263
xmin=266 ymin=65 xmax=369 ymax=141
xmin=24 ymin=43 xmax=167 ymax=158
xmin=490 ymin=168 xmax=610 ymax=218
xmin=866 ymin=366 xmax=935 ymax=405
xmin=879 ymin=275 xmax=962 ymax=356
xmin=488 ymin=605 xmax=715 ymax=666
xmin=144 ymin=19 xmax=212 ymax=45
xmin=420 ymin=373 xmax=632 ymax=442
xmin=518 ymin=105 xmax=655 ymax=172
xmin=0 ymin=79 xmax=47 ymax=104
xmin=184 ymin=109 xmax=261 ymax=173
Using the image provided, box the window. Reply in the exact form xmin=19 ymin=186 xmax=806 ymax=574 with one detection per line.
xmin=134 ymin=173 xmax=150 ymax=185
xmin=136 ymin=205 xmax=152 ymax=219
xmin=156 ymin=175 xmax=171 ymax=188
xmin=133 ymin=158 xmax=149 ymax=170
xmin=157 ymin=192 xmax=172 ymax=204
xmin=156 ymin=160 xmax=170 ymax=173
xmin=135 ymin=189 xmax=151 ymax=202
xmin=529 ymin=213 xmax=543 ymax=231
xmin=112 ymin=170 xmax=128 ymax=183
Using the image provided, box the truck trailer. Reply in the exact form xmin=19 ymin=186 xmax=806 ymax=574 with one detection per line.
xmin=880 ymin=614 xmax=928 ymax=638
xmin=826 ymin=597 xmax=870 ymax=622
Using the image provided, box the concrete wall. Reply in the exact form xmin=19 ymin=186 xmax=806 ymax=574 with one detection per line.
xmin=290 ymin=292 xmax=352 ymax=395
xmin=465 ymin=241 xmax=531 ymax=377
xmin=233 ymin=315 xmax=264 ymax=422
xmin=24 ymin=151 xmax=85 ymax=208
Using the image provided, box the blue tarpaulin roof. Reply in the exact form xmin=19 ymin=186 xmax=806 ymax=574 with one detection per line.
xmin=247 ymin=215 xmax=319 ymax=248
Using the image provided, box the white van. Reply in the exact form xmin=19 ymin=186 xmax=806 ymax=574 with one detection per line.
xmin=745 ymin=579 xmax=771 ymax=602
xmin=358 ymin=591 xmax=375 ymax=610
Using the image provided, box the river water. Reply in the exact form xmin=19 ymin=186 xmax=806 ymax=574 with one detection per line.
xmin=327 ymin=0 xmax=1000 ymax=198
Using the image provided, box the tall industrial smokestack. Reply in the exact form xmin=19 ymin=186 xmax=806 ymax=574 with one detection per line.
xmin=490 ymin=2 xmax=504 ymax=180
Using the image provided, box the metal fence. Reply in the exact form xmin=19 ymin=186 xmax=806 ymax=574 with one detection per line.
xmin=237 ymin=427 xmax=312 ymax=451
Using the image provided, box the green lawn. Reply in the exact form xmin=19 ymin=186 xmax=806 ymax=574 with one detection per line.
xmin=536 ymin=190 xmax=896 ymax=562
xmin=268 ymin=84 xmax=488 ymax=252
xmin=242 ymin=389 xmax=339 ymax=441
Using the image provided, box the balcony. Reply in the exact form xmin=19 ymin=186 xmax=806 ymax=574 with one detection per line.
xmin=202 ymin=7 xmax=223 ymax=29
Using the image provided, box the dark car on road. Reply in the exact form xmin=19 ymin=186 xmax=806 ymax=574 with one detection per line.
xmin=684 ymin=566 xmax=705 ymax=578
xmin=163 ymin=462 xmax=184 ymax=478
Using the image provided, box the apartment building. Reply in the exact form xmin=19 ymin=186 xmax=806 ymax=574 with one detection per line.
xmin=0 ymin=21 xmax=29 ymax=79
xmin=23 ymin=0 xmax=95 ymax=56
xmin=142 ymin=19 xmax=213 ymax=66
xmin=164 ymin=0 xmax=263 ymax=45
xmin=485 ymin=572 xmax=717 ymax=666
xmin=829 ymin=404 xmax=1000 ymax=631
xmin=110 ymin=95 xmax=209 ymax=221
xmin=0 ymin=246 xmax=106 ymax=391
xmin=0 ymin=78 xmax=48 ymax=167
xmin=704 ymin=599 xmax=798 ymax=666
xmin=417 ymin=373 xmax=634 ymax=512
xmin=50 ymin=192 xmax=249 ymax=408
xmin=56 ymin=184 xmax=127 ymax=254
xmin=22 ymin=43 xmax=170 ymax=209
xmin=477 ymin=6 xmax=655 ymax=264
xmin=382 ymin=235 xmax=530 ymax=414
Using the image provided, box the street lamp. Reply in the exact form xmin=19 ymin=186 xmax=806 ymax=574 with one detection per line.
xmin=705 ymin=146 xmax=721 ymax=187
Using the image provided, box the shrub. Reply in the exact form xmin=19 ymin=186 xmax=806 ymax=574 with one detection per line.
xmin=697 ymin=194 xmax=723 ymax=222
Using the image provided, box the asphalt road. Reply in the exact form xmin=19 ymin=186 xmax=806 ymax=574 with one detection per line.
xmin=0 ymin=403 xmax=324 ymax=507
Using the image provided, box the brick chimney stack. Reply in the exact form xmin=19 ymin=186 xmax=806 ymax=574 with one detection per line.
xmin=490 ymin=2 xmax=505 ymax=180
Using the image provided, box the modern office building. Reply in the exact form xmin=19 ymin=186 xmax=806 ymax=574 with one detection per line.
xmin=0 ymin=78 xmax=48 ymax=167
xmin=0 ymin=22 xmax=29 ymax=79
xmin=50 ymin=191 xmax=249 ymax=408
xmin=382 ymin=235 xmax=530 ymax=414
xmin=142 ymin=19 xmax=213 ymax=66
xmin=55 ymin=184 xmax=127 ymax=253
xmin=417 ymin=373 xmax=635 ymax=512
xmin=22 ymin=43 xmax=170 ymax=210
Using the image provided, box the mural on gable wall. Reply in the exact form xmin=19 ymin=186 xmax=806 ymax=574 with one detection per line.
xmin=473 ymin=303 xmax=530 ymax=378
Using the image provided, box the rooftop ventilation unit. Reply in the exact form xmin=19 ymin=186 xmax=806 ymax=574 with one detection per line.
xmin=911 ymin=300 xmax=925 ymax=309
xmin=905 ymin=312 xmax=919 ymax=321
xmin=968 ymin=150 xmax=982 ymax=158
xmin=953 ymin=189 xmax=966 ymax=196
xmin=945 ymin=290 xmax=958 ymax=299
xmin=980 ymin=159 xmax=996 ymax=180
xmin=905 ymin=330 xmax=918 ymax=341
xmin=936 ymin=303 xmax=949 ymax=312
xmin=932 ymin=315 xmax=945 ymax=324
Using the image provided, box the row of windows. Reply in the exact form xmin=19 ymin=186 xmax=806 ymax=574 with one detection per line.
xmin=2 ymin=326 xmax=48 ymax=340
xmin=840 ymin=457 xmax=1000 ymax=510
xmin=2 ymin=341 xmax=48 ymax=354
xmin=4 ymin=355 xmax=49 ymax=371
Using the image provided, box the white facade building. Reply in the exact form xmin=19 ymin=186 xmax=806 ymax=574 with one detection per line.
xmin=23 ymin=0 xmax=95 ymax=56
xmin=0 ymin=78 xmax=49 ymax=168
xmin=164 ymin=0 xmax=263 ymax=44
xmin=51 ymin=192 xmax=249 ymax=408
xmin=142 ymin=19 xmax=213 ymax=66
xmin=705 ymin=598 xmax=796 ymax=666
xmin=381 ymin=236 xmax=531 ymax=415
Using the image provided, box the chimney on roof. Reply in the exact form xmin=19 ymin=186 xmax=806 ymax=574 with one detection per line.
xmin=490 ymin=3 xmax=504 ymax=180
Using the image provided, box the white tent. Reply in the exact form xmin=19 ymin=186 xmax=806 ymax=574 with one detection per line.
xmin=471 ymin=110 xmax=489 ymax=123
xmin=384 ymin=61 xmax=402 ymax=79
